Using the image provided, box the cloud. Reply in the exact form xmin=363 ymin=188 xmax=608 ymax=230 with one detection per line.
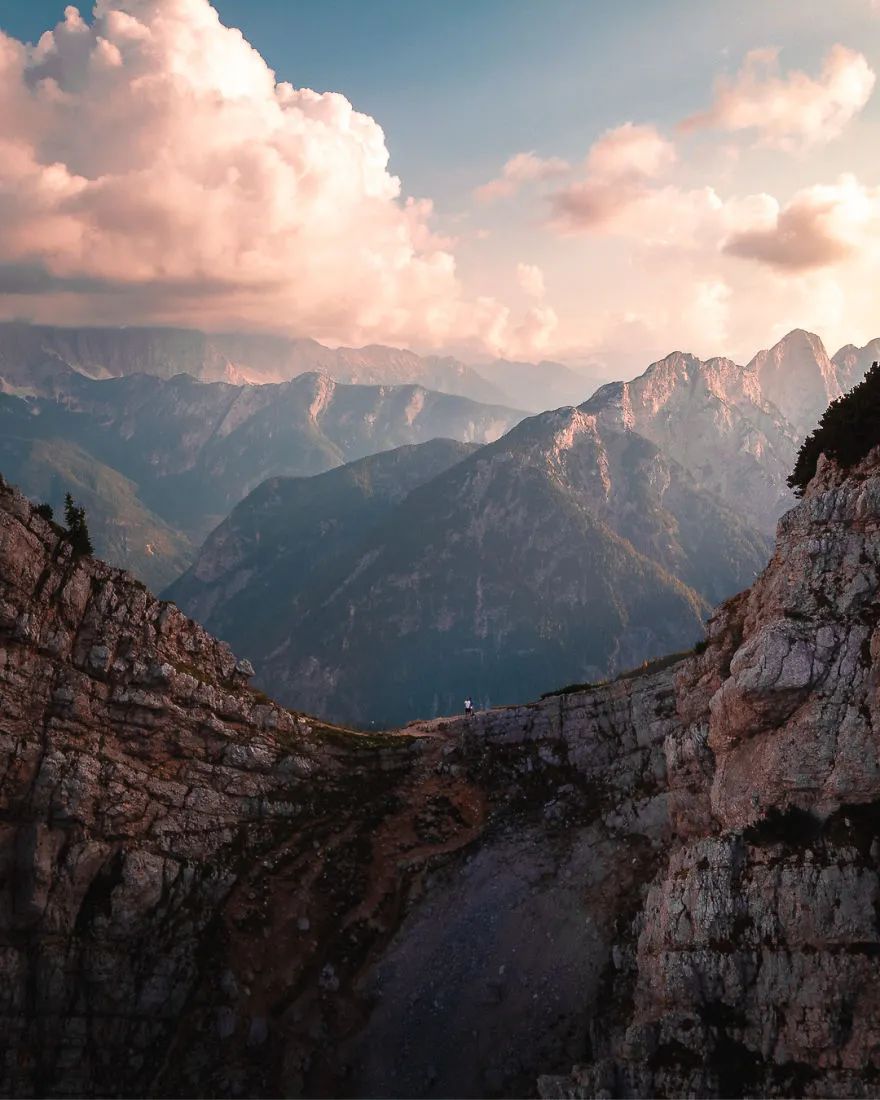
xmin=0 ymin=0 xmax=541 ymax=355
xmin=723 ymin=175 xmax=880 ymax=271
xmin=682 ymin=44 xmax=876 ymax=149
xmin=509 ymin=304 xmax=558 ymax=357
xmin=475 ymin=151 xmax=570 ymax=203
xmin=584 ymin=122 xmax=676 ymax=179
xmin=516 ymin=262 xmax=545 ymax=299
xmin=548 ymin=123 xmax=682 ymax=235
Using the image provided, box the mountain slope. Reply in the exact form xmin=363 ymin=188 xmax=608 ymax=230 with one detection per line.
xmin=183 ymin=408 xmax=768 ymax=727
xmin=832 ymin=337 xmax=880 ymax=392
xmin=165 ymin=438 xmax=480 ymax=640
xmin=0 ymin=434 xmax=192 ymax=590
xmin=747 ymin=328 xmax=842 ymax=435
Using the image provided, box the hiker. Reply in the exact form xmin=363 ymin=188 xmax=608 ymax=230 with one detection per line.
xmin=464 ymin=696 xmax=473 ymax=717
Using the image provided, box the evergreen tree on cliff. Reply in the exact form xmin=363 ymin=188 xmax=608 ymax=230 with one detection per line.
xmin=64 ymin=493 xmax=93 ymax=557
xmin=789 ymin=361 xmax=880 ymax=496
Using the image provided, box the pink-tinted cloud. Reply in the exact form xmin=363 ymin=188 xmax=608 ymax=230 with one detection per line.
xmin=474 ymin=151 xmax=570 ymax=203
xmin=0 ymin=0 xmax=549 ymax=356
xmin=584 ymin=122 xmax=676 ymax=179
xmin=724 ymin=175 xmax=880 ymax=271
xmin=516 ymin=262 xmax=545 ymax=299
xmin=510 ymin=304 xmax=558 ymax=357
xmin=682 ymin=44 xmax=876 ymax=149
xmin=548 ymin=124 xmax=679 ymax=234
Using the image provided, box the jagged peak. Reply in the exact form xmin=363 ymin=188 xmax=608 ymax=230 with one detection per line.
xmin=748 ymin=327 xmax=831 ymax=366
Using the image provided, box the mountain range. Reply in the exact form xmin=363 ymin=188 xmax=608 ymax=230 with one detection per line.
xmin=169 ymin=409 xmax=769 ymax=726
xmin=2 ymin=321 xmax=878 ymax=725
xmin=0 ymin=320 xmax=590 ymax=412
xmin=0 ymin=362 xmax=521 ymax=588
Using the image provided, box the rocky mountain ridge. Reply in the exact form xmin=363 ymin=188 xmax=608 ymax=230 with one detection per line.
xmin=582 ymin=349 xmax=798 ymax=534
xmin=2 ymin=441 xmax=880 ymax=1095
xmin=583 ymin=328 xmax=880 ymax=535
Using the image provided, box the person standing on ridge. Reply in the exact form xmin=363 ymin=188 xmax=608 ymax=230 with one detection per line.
xmin=464 ymin=697 xmax=473 ymax=717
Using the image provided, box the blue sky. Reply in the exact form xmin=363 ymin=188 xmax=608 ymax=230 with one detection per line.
xmin=2 ymin=1 xmax=880 ymax=370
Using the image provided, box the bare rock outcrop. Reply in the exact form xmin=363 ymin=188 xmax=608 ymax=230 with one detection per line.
xmin=541 ymin=448 xmax=880 ymax=1098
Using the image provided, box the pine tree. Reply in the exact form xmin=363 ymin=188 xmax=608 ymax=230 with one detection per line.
xmin=788 ymin=361 xmax=880 ymax=497
xmin=34 ymin=502 xmax=54 ymax=521
xmin=63 ymin=493 xmax=94 ymax=557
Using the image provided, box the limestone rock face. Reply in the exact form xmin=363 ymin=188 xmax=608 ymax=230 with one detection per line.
xmin=541 ymin=448 xmax=880 ymax=1099
xmin=3 ymin=441 xmax=880 ymax=1098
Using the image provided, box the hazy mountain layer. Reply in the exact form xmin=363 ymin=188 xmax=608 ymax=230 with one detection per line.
xmin=165 ymin=438 xmax=480 ymax=640
xmin=0 ymin=367 xmax=521 ymax=584
xmin=0 ymin=434 xmax=193 ymax=591
xmin=472 ymin=357 xmax=593 ymax=411
xmin=0 ymin=320 xmax=509 ymax=404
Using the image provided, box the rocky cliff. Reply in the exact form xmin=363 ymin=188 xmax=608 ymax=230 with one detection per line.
xmin=541 ymin=446 xmax=880 ymax=1098
xmin=2 ymin=441 xmax=880 ymax=1098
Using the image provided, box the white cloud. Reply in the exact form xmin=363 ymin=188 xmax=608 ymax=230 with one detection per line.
xmin=585 ymin=122 xmax=676 ymax=179
xmin=474 ymin=151 xmax=570 ymax=203
xmin=516 ymin=262 xmax=545 ymax=299
xmin=509 ymin=304 xmax=558 ymax=358
xmin=682 ymin=44 xmax=876 ymax=149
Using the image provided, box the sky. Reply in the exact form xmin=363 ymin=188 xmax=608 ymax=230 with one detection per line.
xmin=1 ymin=0 xmax=880 ymax=376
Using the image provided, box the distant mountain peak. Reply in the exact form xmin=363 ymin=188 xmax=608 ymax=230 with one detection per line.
xmin=747 ymin=328 xmax=838 ymax=432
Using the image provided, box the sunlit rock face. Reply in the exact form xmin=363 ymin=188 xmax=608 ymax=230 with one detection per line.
xmin=748 ymin=328 xmax=843 ymax=438
xmin=3 ymin=444 xmax=880 ymax=1097
xmin=584 ymin=347 xmax=798 ymax=535
xmin=584 ymin=328 xmax=879 ymax=537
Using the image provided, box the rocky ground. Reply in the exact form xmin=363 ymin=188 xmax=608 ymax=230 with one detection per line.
xmin=1 ymin=445 xmax=880 ymax=1097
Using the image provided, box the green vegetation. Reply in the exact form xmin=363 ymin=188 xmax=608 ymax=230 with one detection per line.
xmin=34 ymin=502 xmax=54 ymax=521
xmin=788 ymin=361 xmax=880 ymax=497
xmin=64 ymin=493 xmax=94 ymax=558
